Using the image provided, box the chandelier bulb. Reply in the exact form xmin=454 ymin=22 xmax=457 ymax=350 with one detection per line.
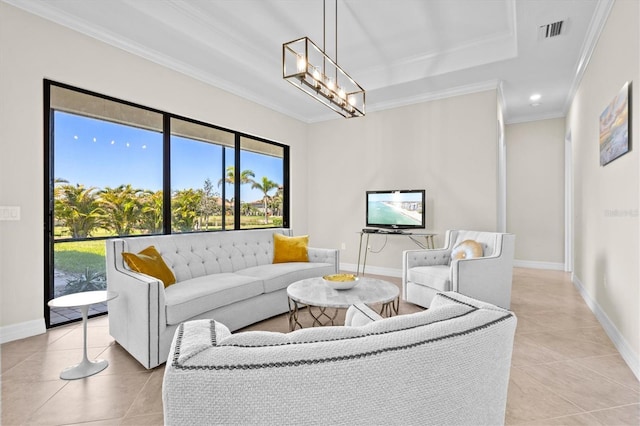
xmin=296 ymin=55 xmax=307 ymax=73
xmin=326 ymin=77 xmax=336 ymax=91
xmin=312 ymin=67 xmax=322 ymax=81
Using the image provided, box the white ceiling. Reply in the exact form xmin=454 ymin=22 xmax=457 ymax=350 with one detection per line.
xmin=6 ymin=0 xmax=611 ymax=123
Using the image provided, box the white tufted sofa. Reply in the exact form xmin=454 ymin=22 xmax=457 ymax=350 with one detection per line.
xmin=106 ymin=228 xmax=338 ymax=369
xmin=162 ymin=292 xmax=517 ymax=425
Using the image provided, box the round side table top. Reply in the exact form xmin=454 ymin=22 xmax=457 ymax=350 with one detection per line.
xmin=287 ymin=277 xmax=399 ymax=309
xmin=48 ymin=290 xmax=118 ymax=308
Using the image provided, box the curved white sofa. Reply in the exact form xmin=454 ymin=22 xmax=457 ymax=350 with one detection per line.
xmin=163 ymin=292 xmax=517 ymax=425
xmin=106 ymin=228 xmax=338 ymax=369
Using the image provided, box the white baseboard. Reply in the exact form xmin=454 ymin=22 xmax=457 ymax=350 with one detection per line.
xmin=514 ymin=259 xmax=565 ymax=271
xmin=340 ymin=263 xmax=402 ymax=278
xmin=0 ymin=318 xmax=46 ymax=344
xmin=345 ymin=260 xmax=565 ymax=276
xmin=572 ymin=273 xmax=640 ymax=381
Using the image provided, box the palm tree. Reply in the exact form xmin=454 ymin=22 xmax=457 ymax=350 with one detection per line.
xmin=98 ymin=184 xmax=143 ymax=236
xmin=217 ymin=166 xmax=255 ymax=188
xmin=269 ymin=186 xmax=284 ymax=217
xmin=139 ymin=190 xmax=164 ymax=234
xmin=54 ymin=183 xmax=102 ymax=238
xmin=171 ymin=189 xmax=202 ymax=232
xmin=218 ymin=166 xmax=255 ymax=219
xmin=251 ymin=176 xmax=278 ymax=224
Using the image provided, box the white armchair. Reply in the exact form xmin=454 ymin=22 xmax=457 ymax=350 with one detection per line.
xmin=403 ymin=230 xmax=515 ymax=309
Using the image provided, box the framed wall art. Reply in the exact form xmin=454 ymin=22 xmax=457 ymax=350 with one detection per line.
xmin=599 ymin=81 xmax=630 ymax=166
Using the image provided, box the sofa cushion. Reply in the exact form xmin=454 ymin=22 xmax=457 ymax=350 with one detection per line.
xmin=164 ymin=273 xmax=264 ymax=325
xmin=272 ymin=233 xmax=308 ymax=263
xmin=122 ymin=245 xmax=176 ymax=288
xmin=237 ymin=262 xmax=336 ymax=293
xmin=408 ymin=264 xmax=451 ymax=291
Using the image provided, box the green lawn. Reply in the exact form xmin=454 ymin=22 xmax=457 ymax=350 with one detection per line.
xmin=54 ymin=240 xmax=106 ymax=274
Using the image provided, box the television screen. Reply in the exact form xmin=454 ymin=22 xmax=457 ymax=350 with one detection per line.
xmin=366 ymin=189 xmax=425 ymax=230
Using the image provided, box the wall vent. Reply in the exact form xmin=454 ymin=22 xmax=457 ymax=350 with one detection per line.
xmin=539 ymin=20 xmax=565 ymax=39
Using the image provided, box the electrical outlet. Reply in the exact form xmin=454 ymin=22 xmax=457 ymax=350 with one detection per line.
xmin=0 ymin=206 xmax=20 ymax=221
xmin=340 ymin=242 xmax=346 ymax=250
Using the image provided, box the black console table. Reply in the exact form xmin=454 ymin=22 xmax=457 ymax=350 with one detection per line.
xmin=357 ymin=229 xmax=437 ymax=275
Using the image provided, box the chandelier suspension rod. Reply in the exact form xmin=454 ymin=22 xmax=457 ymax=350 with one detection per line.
xmin=337 ymin=1 xmax=340 ymax=82
xmin=323 ymin=0 xmax=326 ymax=74
xmin=322 ymin=0 xmax=339 ymax=77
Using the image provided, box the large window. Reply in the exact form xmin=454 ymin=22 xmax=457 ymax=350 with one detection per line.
xmin=45 ymin=81 xmax=289 ymax=327
xmin=240 ymin=136 xmax=285 ymax=229
xmin=170 ymin=118 xmax=234 ymax=232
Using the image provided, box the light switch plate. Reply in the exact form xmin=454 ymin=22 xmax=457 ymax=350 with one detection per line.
xmin=0 ymin=206 xmax=21 ymax=221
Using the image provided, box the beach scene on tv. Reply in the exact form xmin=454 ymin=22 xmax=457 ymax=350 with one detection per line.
xmin=367 ymin=191 xmax=424 ymax=227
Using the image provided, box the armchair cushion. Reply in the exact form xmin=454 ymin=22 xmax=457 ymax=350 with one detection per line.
xmin=407 ymin=264 xmax=450 ymax=292
xmin=451 ymin=239 xmax=483 ymax=260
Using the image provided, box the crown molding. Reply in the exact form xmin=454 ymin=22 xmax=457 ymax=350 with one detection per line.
xmin=505 ymin=111 xmax=566 ymax=125
xmin=2 ymin=0 xmax=313 ymax=122
xmin=366 ymin=80 xmax=501 ymax=115
xmin=562 ymin=0 xmax=615 ymax=115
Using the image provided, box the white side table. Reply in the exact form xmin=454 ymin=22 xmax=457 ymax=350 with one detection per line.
xmin=48 ymin=290 xmax=118 ymax=380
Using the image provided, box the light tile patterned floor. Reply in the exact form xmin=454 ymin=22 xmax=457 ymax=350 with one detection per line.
xmin=1 ymin=268 xmax=638 ymax=425
xmin=49 ymin=302 xmax=108 ymax=325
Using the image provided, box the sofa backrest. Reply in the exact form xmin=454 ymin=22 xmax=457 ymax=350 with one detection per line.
xmin=113 ymin=228 xmax=291 ymax=282
xmin=163 ymin=292 xmax=517 ymax=425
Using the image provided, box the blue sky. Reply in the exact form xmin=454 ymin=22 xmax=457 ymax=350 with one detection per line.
xmin=54 ymin=112 xmax=283 ymax=202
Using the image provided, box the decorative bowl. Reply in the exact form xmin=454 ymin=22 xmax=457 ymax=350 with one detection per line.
xmin=322 ymin=274 xmax=359 ymax=290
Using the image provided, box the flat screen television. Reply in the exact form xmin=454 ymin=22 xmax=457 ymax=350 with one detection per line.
xmin=366 ymin=189 xmax=426 ymax=230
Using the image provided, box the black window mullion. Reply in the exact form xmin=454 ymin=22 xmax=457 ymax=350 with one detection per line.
xmin=221 ymin=146 xmax=227 ymax=230
xmin=234 ymin=134 xmax=241 ymax=230
xmin=283 ymin=145 xmax=290 ymax=228
xmin=163 ymin=115 xmax=172 ymax=234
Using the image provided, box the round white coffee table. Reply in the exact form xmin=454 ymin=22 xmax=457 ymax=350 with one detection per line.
xmin=287 ymin=277 xmax=399 ymax=330
xmin=48 ymin=290 xmax=118 ymax=380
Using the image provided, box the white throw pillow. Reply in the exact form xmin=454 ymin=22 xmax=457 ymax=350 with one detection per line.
xmin=451 ymin=239 xmax=483 ymax=260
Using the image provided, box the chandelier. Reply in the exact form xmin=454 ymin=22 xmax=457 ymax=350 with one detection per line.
xmin=282 ymin=0 xmax=365 ymax=118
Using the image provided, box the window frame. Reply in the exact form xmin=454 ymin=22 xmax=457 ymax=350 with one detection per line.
xmin=43 ymin=79 xmax=290 ymax=327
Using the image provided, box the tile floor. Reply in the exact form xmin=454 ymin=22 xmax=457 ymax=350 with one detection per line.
xmin=49 ymin=303 xmax=109 ymax=325
xmin=1 ymin=268 xmax=639 ymax=425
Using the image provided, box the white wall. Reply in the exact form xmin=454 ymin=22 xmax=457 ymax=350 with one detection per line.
xmin=0 ymin=3 xmax=308 ymax=337
xmin=506 ymin=118 xmax=565 ymax=269
xmin=306 ymin=91 xmax=499 ymax=274
xmin=566 ymin=0 xmax=639 ymax=377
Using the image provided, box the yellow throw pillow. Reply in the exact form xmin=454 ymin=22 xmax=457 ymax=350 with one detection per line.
xmin=122 ymin=245 xmax=176 ymax=288
xmin=451 ymin=240 xmax=483 ymax=260
xmin=273 ymin=233 xmax=309 ymax=263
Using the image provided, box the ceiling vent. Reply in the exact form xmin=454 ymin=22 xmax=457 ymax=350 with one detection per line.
xmin=539 ymin=20 xmax=566 ymax=40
